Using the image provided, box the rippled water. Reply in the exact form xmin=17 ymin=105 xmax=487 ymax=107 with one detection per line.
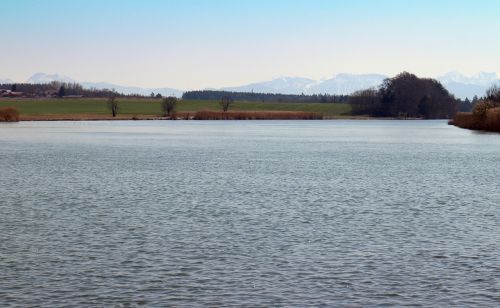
xmin=1 ymin=120 xmax=499 ymax=307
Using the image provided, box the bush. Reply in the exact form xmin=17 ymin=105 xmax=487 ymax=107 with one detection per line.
xmin=0 ymin=107 xmax=20 ymax=122
xmin=472 ymin=100 xmax=495 ymax=119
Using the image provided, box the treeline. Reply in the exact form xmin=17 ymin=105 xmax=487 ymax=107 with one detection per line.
xmin=350 ymin=72 xmax=459 ymax=119
xmin=0 ymin=82 xmax=123 ymax=98
xmin=182 ymin=90 xmax=349 ymax=103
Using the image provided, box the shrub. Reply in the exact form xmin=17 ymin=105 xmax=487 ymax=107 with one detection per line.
xmin=472 ymin=100 xmax=495 ymax=119
xmin=0 ymin=107 xmax=20 ymax=122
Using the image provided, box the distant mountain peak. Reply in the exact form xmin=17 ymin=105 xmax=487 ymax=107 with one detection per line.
xmin=438 ymin=71 xmax=498 ymax=86
xmin=27 ymin=72 xmax=75 ymax=84
xmin=0 ymin=78 xmax=14 ymax=84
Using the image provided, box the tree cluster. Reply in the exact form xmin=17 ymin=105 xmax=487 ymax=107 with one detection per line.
xmin=161 ymin=96 xmax=178 ymax=116
xmin=350 ymin=72 xmax=458 ymax=119
xmin=182 ymin=90 xmax=349 ymax=104
xmin=0 ymin=82 xmax=122 ymax=98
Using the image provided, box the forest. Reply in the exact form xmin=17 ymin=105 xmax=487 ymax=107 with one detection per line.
xmin=182 ymin=90 xmax=350 ymax=103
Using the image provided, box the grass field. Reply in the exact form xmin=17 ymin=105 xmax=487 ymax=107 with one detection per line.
xmin=0 ymin=98 xmax=351 ymax=119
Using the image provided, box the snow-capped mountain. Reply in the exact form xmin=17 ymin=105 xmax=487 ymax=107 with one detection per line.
xmin=0 ymin=78 xmax=14 ymax=84
xmin=2 ymin=71 xmax=498 ymax=99
xmin=308 ymin=74 xmax=387 ymax=95
xmin=437 ymin=72 xmax=499 ymax=99
xmin=22 ymin=73 xmax=183 ymax=97
xmin=438 ymin=71 xmax=497 ymax=86
xmin=221 ymin=72 xmax=498 ymax=99
xmin=222 ymin=77 xmax=317 ymax=95
xmin=81 ymin=82 xmax=183 ymax=97
xmin=27 ymin=73 xmax=76 ymax=84
xmin=221 ymin=74 xmax=387 ymax=95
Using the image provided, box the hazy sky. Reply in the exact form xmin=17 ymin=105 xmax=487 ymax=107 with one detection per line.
xmin=2 ymin=0 xmax=500 ymax=89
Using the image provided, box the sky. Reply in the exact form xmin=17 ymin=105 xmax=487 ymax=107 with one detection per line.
xmin=2 ymin=0 xmax=500 ymax=89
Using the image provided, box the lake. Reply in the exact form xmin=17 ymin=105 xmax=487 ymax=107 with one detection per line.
xmin=1 ymin=120 xmax=499 ymax=307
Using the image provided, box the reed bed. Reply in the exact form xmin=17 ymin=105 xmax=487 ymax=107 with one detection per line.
xmin=450 ymin=108 xmax=500 ymax=132
xmin=0 ymin=107 xmax=20 ymax=122
xmin=193 ymin=110 xmax=323 ymax=120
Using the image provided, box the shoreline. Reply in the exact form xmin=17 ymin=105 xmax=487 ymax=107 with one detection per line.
xmin=15 ymin=111 xmax=362 ymax=121
xmin=13 ymin=115 xmax=427 ymax=121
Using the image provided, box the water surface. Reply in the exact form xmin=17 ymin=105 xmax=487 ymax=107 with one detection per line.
xmin=1 ymin=120 xmax=499 ymax=306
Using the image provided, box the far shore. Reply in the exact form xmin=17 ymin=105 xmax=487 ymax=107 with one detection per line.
xmin=14 ymin=114 xmax=423 ymax=121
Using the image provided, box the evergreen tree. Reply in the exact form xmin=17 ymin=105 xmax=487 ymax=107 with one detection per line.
xmin=58 ymin=85 xmax=66 ymax=97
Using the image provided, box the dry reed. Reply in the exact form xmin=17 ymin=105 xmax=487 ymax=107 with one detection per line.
xmin=450 ymin=109 xmax=500 ymax=132
xmin=0 ymin=107 xmax=20 ymax=122
xmin=193 ymin=110 xmax=322 ymax=120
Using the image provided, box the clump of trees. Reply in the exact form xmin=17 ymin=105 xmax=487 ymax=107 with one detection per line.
xmin=107 ymin=96 xmax=119 ymax=117
xmin=350 ymin=72 xmax=458 ymax=119
xmin=220 ymin=96 xmax=234 ymax=112
xmin=161 ymin=96 xmax=178 ymax=117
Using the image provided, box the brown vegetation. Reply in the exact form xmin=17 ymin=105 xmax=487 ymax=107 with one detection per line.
xmin=193 ymin=110 xmax=322 ymax=120
xmin=0 ymin=107 xmax=20 ymax=122
xmin=450 ymin=107 xmax=500 ymax=132
xmin=450 ymin=85 xmax=500 ymax=132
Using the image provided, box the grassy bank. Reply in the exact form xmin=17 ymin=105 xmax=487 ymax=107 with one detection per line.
xmin=450 ymin=108 xmax=500 ymax=132
xmin=0 ymin=98 xmax=351 ymax=120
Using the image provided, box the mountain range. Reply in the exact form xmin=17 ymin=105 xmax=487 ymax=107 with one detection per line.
xmin=23 ymin=73 xmax=182 ymax=97
xmin=2 ymin=72 xmax=499 ymax=99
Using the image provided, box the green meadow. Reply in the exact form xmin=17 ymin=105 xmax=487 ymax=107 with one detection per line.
xmin=0 ymin=98 xmax=351 ymax=118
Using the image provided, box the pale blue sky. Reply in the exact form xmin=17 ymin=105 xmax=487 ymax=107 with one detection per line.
xmin=2 ymin=0 xmax=500 ymax=89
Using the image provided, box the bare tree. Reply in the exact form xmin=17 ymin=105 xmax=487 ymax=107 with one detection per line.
xmin=161 ymin=96 xmax=177 ymax=117
xmin=107 ymin=96 xmax=118 ymax=117
xmin=486 ymin=84 xmax=500 ymax=103
xmin=220 ymin=96 xmax=234 ymax=112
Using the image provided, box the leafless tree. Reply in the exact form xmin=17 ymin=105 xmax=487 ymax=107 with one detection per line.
xmin=220 ymin=96 xmax=234 ymax=112
xmin=107 ymin=96 xmax=118 ymax=117
xmin=486 ymin=84 xmax=500 ymax=103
